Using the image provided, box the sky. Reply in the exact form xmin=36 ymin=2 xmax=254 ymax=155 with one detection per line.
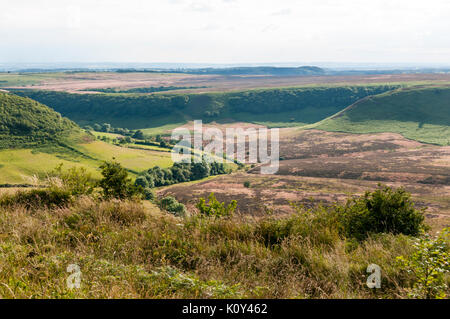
xmin=1 ymin=0 xmax=450 ymax=65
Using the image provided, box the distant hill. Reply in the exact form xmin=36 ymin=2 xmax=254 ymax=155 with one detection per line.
xmin=312 ymin=86 xmax=450 ymax=145
xmin=0 ymin=92 xmax=85 ymax=149
xmin=112 ymin=66 xmax=325 ymax=76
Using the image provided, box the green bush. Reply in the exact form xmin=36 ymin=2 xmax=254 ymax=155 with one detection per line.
xmin=336 ymin=185 xmax=426 ymax=240
xmin=196 ymin=193 xmax=237 ymax=218
xmin=143 ymin=188 xmax=155 ymax=201
xmin=98 ymin=161 xmax=141 ymax=200
xmin=160 ymin=196 xmax=186 ymax=217
xmin=243 ymin=181 xmax=251 ymax=188
xmin=397 ymin=228 xmax=450 ymax=299
xmin=49 ymin=164 xmax=94 ymax=196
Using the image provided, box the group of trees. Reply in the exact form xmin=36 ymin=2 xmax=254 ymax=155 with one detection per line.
xmin=135 ymin=160 xmax=229 ymax=189
xmin=11 ymin=90 xmax=190 ymax=122
xmin=10 ymin=86 xmax=400 ymax=129
xmin=226 ymin=86 xmax=400 ymax=115
xmin=85 ymin=123 xmax=145 ymax=139
xmin=87 ymin=86 xmax=205 ymax=94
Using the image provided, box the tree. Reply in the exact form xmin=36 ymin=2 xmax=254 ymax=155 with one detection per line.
xmin=101 ymin=123 xmax=111 ymax=133
xmin=135 ymin=175 xmax=149 ymax=188
xmin=93 ymin=123 xmax=102 ymax=131
xmin=98 ymin=161 xmax=140 ymax=199
xmin=337 ymin=185 xmax=426 ymax=240
xmin=132 ymin=130 xmax=145 ymax=139
xmin=191 ymin=161 xmax=210 ymax=180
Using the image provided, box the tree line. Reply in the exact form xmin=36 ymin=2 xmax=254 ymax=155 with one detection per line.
xmin=135 ymin=159 xmax=230 ymax=189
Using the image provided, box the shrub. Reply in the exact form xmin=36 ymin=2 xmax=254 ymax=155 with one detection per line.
xmin=160 ymin=196 xmax=186 ymax=217
xmin=143 ymin=188 xmax=156 ymax=201
xmin=98 ymin=161 xmax=141 ymax=200
xmin=196 ymin=193 xmax=237 ymax=218
xmin=396 ymin=228 xmax=450 ymax=299
xmin=243 ymin=181 xmax=251 ymax=188
xmin=336 ymin=185 xmax=426 ymax=240
xmin=256 ymin=205 xmax=340 ymax=247
xmin=135 ymin=176 xmax=149 ymax=189
xmin=49 ymin=164 xmax=94 ymax=196
xmin=0 ymin=188 xmax=72 ymax=209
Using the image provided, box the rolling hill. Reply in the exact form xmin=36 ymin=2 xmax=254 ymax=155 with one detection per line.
xmin=312 ymin=86 xmax=450 ymax=145
xmin=0 ymin=92 xmax=85 ymax=149
xmin=0 ymin=92 xmax=174 ymax=184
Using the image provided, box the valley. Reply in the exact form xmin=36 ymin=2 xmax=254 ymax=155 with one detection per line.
xmin=1 ymin=69 xmax=449 ymax=299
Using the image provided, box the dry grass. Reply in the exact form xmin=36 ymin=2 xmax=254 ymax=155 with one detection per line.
xmin=0 ymin=194 xmax=428 ymax=299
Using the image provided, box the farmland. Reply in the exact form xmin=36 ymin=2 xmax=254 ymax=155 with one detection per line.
xmin=3 ymin=71 xmax=450 ymax=93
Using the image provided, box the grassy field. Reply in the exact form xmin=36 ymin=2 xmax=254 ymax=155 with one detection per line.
xmin=312 ymin=86 xmax=450 ymax=145
xmin=0 ymin=141 xmax=173 ymax=184
xmin=0 ymin=148 xmax=99 ymax=184
xmin=74 ymin=141 xmax=173 ymax=173
xmin=91 ymin=131 xmax=125 ymax=139
xmin=0 ymin=73 xmax=68 ymax=87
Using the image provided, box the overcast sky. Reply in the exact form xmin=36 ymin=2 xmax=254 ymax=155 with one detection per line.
xmin=1 ymin=0 xmax=450 ymax=65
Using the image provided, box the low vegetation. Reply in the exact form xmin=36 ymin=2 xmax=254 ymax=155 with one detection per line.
xmin=0 ymin=163 xmax=448 ymax=298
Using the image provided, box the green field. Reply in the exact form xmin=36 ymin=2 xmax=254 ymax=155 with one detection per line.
xmin=0 ymin=148 xmax=99 ymax=184
xmin=74 ymin=141 xmax=173 ymax=173
xmin=0 ymin=141 xmax=174 ymax=184
xmin=312 ymin=86 xmax=450 ymax=145
xmin=0 ymin=73 xmax=67 ymax=87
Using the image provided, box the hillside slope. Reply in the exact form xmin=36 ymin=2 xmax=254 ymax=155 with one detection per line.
xmin=10 ymin=85 xmax=399 ymax=130
xmin=312 ymin=86 xmax=450 ymax=145
xmin=0 ymin=92 xmax=175 ymax=184
xmin=0 ymin=92 xmax=84 ymax=149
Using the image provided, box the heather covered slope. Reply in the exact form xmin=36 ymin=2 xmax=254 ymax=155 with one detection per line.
xmin=313 ymin=86 xmax=450 ymax=145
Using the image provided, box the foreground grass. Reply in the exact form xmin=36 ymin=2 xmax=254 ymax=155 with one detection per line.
xmin=0 ymin=195 xmax=438 ymax=299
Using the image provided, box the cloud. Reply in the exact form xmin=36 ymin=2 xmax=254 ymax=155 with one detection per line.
xmin=187 ymin=0 xmax=213 ymax=12
xmin=271 ymin=8 xmax=291 ymax=16
xmin=1 ymin=0 xmax=450 ymax=64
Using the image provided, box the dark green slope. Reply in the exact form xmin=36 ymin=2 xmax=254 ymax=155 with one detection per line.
xmin=0 ymin=92 xmax=84 ymax=149
xmin=313 ymin=86 xmax=450 ymax=145
xmin=10 ymin=85 xmax=399 ymax=129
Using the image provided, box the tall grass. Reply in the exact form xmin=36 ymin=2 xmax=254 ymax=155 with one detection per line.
xmin=0 ymin=193 xmax=435 ymax=299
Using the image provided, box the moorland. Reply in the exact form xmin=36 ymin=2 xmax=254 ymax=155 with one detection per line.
xmin=0 ymin=69 xmax=449 ymax=298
